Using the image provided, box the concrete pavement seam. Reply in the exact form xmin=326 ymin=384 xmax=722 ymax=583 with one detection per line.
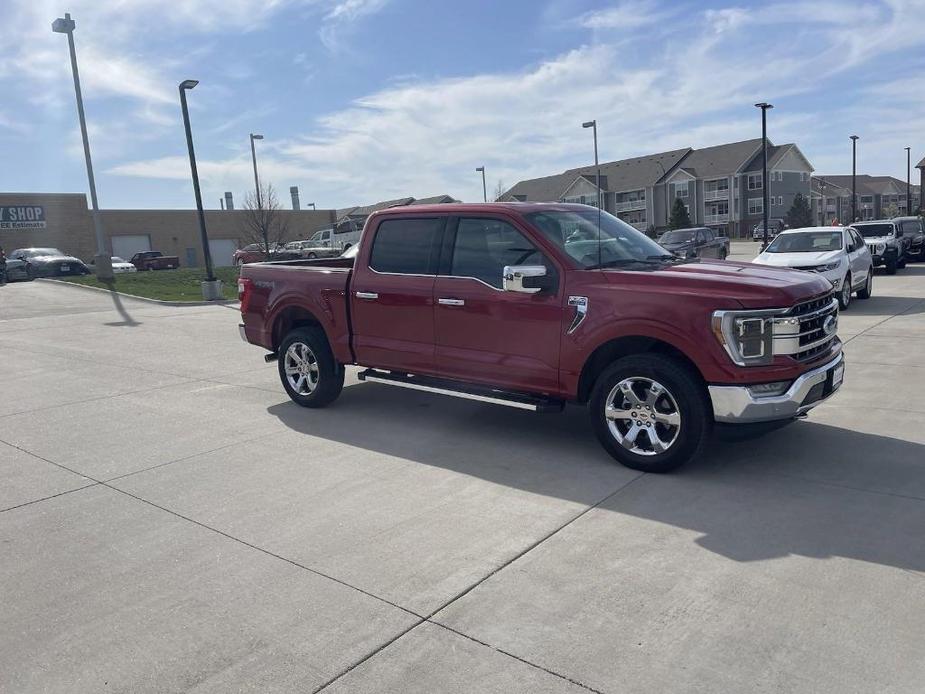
xmin=312 ymin=474 xmax=644 ymax=693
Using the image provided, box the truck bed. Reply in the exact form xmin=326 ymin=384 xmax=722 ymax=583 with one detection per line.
xmin=238 ymin=257 xmax=355 ymax=360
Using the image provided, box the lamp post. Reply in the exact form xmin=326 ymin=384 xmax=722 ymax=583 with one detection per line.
xmin=582 ymin=120 xmax=602 ymax=266
xmin=754 ymin=103 xmax=773 ymax=248
xmin=651 ymin=158 xmax=667 ymax=230
xmin=850 ymin=135 xmax=859 ymax=221
xmin=179 ymin=79 xmax=218 ymax=296
xmin=475 ymin=166 xmax=487 ymax=202
xmin=52 ymin=13 xmax=112 ymax=279
xmin=905 ymin=146 xmax=911 ymax=216
xmin=249 ymin=133 xmax=264 ymax=208
xmin=818 ymin=177 xmax=827 ymax=226
xmin=307 ymin=202 xmax=316 ymax=210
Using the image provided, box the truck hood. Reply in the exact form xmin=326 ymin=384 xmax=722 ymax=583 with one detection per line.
xmin=603 ymin=259 xmax=832 ymax=309
xmin=752 ymin=250 xmax=841 ymax=268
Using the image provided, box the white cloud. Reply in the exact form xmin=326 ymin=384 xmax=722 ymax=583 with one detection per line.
xmin=579 ymin=0 xmax=675 ymax=30
xmin=319 ymin=0 xmax=389 ymax=51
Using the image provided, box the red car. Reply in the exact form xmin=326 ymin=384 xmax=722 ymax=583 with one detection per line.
xmin=238 ymin=203 xmax=844 ymax=472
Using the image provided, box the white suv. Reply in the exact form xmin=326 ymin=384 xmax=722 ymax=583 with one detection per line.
xmin=752 ymin=226 xmax=873 ymax=309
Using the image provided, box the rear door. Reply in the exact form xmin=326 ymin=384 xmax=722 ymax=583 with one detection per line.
xmin=350 ymin=216 xmax=445 ymax=374
xmin=847 ymin=228 xmax=871 ymax=285
xmin=432 ymin=216 xmax=563 ymax=394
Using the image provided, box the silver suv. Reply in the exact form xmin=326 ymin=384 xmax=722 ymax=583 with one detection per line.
xmin=849 ymin=220 xmax=910 ymax=275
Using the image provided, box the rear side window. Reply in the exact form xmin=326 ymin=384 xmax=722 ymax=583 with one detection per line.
xmin=369 ymin=218 xmax=443 ymax=274
xmin=902 ymin=220 xmax=921 ymax=234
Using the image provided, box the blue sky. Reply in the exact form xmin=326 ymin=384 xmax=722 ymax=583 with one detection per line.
xmin=1 ymin=0 xmax=924 ymax=209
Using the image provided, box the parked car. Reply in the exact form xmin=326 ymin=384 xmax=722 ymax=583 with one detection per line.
xmin=1 ymin=251 xmax=32 ymax=281
xmin=752 ymin=226 xmax=872 ymax=309
xmin=848 ymin=220 xmax=910 ymax=274
xmin=753 ymin=219 xmax=785 ymax=241
xmin=233 ymin=243 xmax=303 ymax=265
xmin=88 ymin=256 xmax=137 ymax=274
xmin=238 ymin=203 xmax=844 ymax=473
xmin=131 ymin=251 xmax=179 ymax=271
xmin=657 ymin=227 xmax=729 ymax=259
xmin=284 ymin=239 xmax=340 ymax=260
xmin=893 ymin=216 xmax=924 ymax=261
xmin=7 ymin=248 xmax=90 ymax=277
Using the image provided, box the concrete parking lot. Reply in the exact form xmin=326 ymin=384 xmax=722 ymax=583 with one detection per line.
xmin=2 ymin=255 xmax=925 ymax=693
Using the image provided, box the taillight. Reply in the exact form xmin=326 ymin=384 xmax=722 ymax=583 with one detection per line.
xmin=238 ymin=277 xmax=253 ymax=313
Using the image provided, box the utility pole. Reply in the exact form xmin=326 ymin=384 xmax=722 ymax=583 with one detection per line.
xmin=850 ymin=135 xmax=859 ymax=221
xmin=755 ymin=103 xmax=773 ymax=248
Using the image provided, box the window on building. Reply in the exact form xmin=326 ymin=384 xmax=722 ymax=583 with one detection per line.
xmin=778 ymin=196 xmax=783 ymax=206
xmin=799 ymin=172 xmax=805 ymax=182
xmin=369 ymin=217 xmax=443 ymax=274
xmin=748 ymin=198 xmax=764 ymax=215
xmin=674 ymin=184 xmax=688 ymax=198
xmin=861 ymin=195 xmax=873 ymax=203
xmin=747 ymin=173 xmax=763 ymax=190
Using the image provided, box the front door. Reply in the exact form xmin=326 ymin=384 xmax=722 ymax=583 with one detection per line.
xmin=433 ymin=216 xmax=563 ymax=394
xmin=350 ymin=216 xmax=445 ymax=375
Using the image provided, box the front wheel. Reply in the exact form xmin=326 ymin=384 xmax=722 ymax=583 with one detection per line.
xmin=589 ymin=354 xmax=710 ymax=473
xmin=897 ymin=254 xmax=907 ymax=269
xmin=278 ymin=327 xmax=344 ymax=408
xmin=838 ymin=273 xmax=852 ymax=310
xmin=857 ymin=271 xmax=872 ymax=299
xmin=886 ymin=256 xmax=898 ymax=275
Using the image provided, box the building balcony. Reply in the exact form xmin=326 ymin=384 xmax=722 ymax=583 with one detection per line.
xmin=703 ymin=213 xmax=730 ymax=224
xmin=615 ymin=199 xmax=646 ymax=212
xmin=703 ymin=189 xmax=729 ymax=201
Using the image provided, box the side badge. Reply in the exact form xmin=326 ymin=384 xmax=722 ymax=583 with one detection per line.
xmin=567 ymin=296 xmax=589 ymax=335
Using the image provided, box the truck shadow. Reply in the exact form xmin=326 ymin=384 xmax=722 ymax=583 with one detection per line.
xmin=268 ymin=382 xmax=925 ymax=574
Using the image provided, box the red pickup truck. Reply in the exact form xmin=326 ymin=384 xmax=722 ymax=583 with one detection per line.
xmin=131 ymin=251 xmax=179 ymax=270
xmin=238 ymin=203 xmax=844 ymax=472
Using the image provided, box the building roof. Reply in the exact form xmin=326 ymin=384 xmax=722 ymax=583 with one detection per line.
xmin=917 ymin=156 xmax=925 ymax=169
xmin=676 ymin=138 xmax=764 ymax=178
xmin=336 ymin=194 xmax=457 ymax=220
xmin=409 ymin=194 xmax=459 ymax=205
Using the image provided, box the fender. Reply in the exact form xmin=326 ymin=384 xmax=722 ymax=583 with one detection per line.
xmin=265 ymin=289 xmax=352 ymax=363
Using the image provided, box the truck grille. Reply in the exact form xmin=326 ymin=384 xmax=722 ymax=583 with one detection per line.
xmin=772 ymin=292 xmax=839 ymax=362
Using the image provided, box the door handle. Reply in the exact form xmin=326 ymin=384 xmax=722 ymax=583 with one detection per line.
xmin=438 ymin=298 xmax=465 ymax=306
xmin=355 ymin=291 xmax=378 ymax=300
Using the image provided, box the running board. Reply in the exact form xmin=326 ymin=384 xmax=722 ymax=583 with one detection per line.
xmin=356 ymin=369 xmax=565 ymax=413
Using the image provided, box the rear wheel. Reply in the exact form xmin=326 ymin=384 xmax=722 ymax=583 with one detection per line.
xmin=278 ymin=327 xmax=344 ymax=408
xmin=307 ymin=252 xmax=317 ymax=259
xmin=838 ymin=273 xmax=852 ymax=310
xmin=857 ymin=271 xmax=872 ymax=299
xmin=590 ymin=354 xmax=709 ymax=473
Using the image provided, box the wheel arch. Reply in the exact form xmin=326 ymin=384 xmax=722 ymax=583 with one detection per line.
xmin=271 ymin=304 xmax=326 ymax=352
xmin=575 ymin=335 xmax=708 ymax=405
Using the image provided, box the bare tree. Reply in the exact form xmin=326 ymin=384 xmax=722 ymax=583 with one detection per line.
xmin=239 ymin=183 xmax=290 ymax=259
xmin=493 ymin=179 xmax=507 ymax=202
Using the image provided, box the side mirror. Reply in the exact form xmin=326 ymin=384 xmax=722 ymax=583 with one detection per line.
xmin=503 ymin=265 xmax=546 ymax=294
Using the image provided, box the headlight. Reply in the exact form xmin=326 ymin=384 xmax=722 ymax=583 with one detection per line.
xmin=712 ymin=310 xmax=779 ymax=366
xmin=875 ymin=243 xmax=886 ymax=255
xmin=817 ymin=261 xmax=841 ymax=272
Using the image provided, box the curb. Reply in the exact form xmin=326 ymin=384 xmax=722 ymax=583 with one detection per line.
xmin=37 ymin=278 xmax=239 ymax=307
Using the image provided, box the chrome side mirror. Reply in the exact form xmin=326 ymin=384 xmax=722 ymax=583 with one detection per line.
xmin=503 ymin=265 xmax=546 ymax=294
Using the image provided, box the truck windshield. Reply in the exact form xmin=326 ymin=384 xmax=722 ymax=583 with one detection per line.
xmin=766 ymin=231 xmax=843 ymax=253
xmin=525 ymin=208 xmax=673 ymax=269
xmin=659 ymin=230 xmax=695 ymax=243
xmin=852 ymin=224 xmax=894 ymax=238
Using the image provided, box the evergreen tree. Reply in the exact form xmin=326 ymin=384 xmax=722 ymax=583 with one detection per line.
xmin=669 ymin=198 xmax=692 ymax=229
xmin=786 ymin=193 xmax=813 ymax=228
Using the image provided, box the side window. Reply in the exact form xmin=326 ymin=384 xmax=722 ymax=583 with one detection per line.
xmin=450 ymin=218 xmax=545 ymax=289
xmin=851 ymin=230 xmax=865 ymax=250
xmin=845 ymin=232 xmax=856 ymax=253
xmin=369 ymin=218 xmax=443 ymax=274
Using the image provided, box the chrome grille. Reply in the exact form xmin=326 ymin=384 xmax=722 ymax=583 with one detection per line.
xmin=772 ymin=292 xmax=839 ymax=362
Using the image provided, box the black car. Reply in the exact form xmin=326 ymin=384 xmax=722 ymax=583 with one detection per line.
xmin=658 ymin=227 xmax=729 ymax=259
xmin=894 ymin=216 xmax=924 ymax=261
xmin=7 ymin=248 xmax=91 ymax=277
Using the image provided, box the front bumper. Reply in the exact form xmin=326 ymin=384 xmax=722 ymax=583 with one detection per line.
xmin=709 ymin=353 xmax=845 ymax=423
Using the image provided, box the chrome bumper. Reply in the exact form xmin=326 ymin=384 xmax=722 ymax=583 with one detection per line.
xmin=709 ymin=354 xmax=845 ymax=424
xmin=238 ymin=324 xmax=248 ymax=342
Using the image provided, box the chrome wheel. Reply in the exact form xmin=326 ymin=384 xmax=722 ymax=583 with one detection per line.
xmin=841 ymin=276 xmax=851 ymax=308
xmin=604 ymin=377 xmax=681 ymax=456
xmin=284 ymin=341 xmax=320 ymax=395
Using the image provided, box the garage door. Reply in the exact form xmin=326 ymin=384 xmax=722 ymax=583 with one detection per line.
xmin=208 ymin=239 xmax=237 ymax=267
xmin=111 ymin=235 xmax=151 ymax=260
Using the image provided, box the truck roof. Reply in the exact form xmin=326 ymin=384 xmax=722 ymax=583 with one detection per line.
xmin=370 ymin=202 xmax=589 ymax=218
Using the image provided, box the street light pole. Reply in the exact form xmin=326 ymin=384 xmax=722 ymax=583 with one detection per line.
xmin=582 ymin=120 xmax=602 ymax=267
xmin=755 ymin=103 xmax=773 ymax=249
xmin=905 ymin=146 xmax=911 ymax=216
xmin=52 ymin=13 xmax=112 ymax=279
xmin=475 ymin=166 xmax=487 ymax=202
xmin=179 ymin=80 xmax=217 ymax=289
xmin=850 ymin=135 xmax=859 ymax=221
xmin=819 ymin=178 xmax=827 ymax=226
xmin=250 ymin=133 xmax=264 ymax=209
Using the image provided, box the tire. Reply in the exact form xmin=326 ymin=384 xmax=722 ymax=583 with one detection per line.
xmin=857 ymin=271 xmax=872 ymax=300
xmin=277 ymin=327 xmax=344 ymax=408
xmin=897 ymin=254 xmax=907 ymax=269
xmin=719 ymin=248 xmax=728 ymax=260
xmin=307 ymin=252 xmax=317 ymax=260
xmin=838 ymin=273 xmax=851 ymax=310
xmin=886 ymin=256 xmax=898 ymax=275
xmin=25 ymin=264 xmax=34 ymax=281
xmin=589 ymin=354 xmax=710 ymax=473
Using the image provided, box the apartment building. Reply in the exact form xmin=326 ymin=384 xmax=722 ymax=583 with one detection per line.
xmin=811 ymin=175 xmax=921 ymax=223
xmin=500 ymin=138 xmax=814 ymax=237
